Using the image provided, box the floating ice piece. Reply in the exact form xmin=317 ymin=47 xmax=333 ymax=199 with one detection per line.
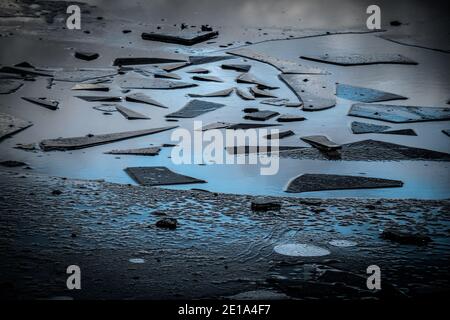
xmin=0 ymin=79 xmax=23 ymax=94
xmin=125 ymin=166 xmax=206 ymax=186
xmin=277 ymin=114 xmax=306 ymax=122
xmin=22 ymin=97 xmax=59 ymax=110
xmin=336 ymin=83 xmax=407 ymax=103
xmin=192 ymin=75 xmax=223 ymax=82
xmin=166 ymin=99 xmax=225 ymax=118
xmin=0 ymin=112 xmax=32 ymax=140
xmin=274 ymin=243 xmax=331 ymax=257
xmin=229 ymin=48 xmax=326 ymax=74
xmin=141 ymin=30 xmax=219 ymax=45
xmin=279 ymin=74 xmax=335 ymax=111
xmin=154 ymin=72 xmax=181 ymax=80
xmin=119 ymin=77 xmax=196 ymax=89
xmin=115 ymin=105 xmax=150 ymax=120
xmin=74 ymin=51 xmax=99 ymax=61
xmin=113 ymin=57 xmax=186 ymax=66
xmin=129 ymin=258 xmax=145 ymax=264
xmin=71 ymin=83 xmax=109 ymax=91
xmin=301 ymin=53 xmax=417 ymax=66
xmin=105 ymin=147 xmax=161 ymax=156
xmin=125 ymin=93 xmax=167 ymax=108
xmin=188 ymin=88 xmax=234 ymax=97
xmin=235 ymin=88 xmax=255 ymax=100
xmin=40 ymin=126 xmax=177 ymax=151
xmin=237 ymin=73 xmax=278 ymax=90
xmin=285 ymin=174 xmax=403 ymax=193
xmin=76 ymin=95 xmax=121 ymax=102
xmin=301 ymin=135 xmax=341 ymax=151
xmin=348 ymin=103 xmax=450 ymax=123
xmin=221 ymin=63 xmax=251 ymax=72
xmin=264 ymin=130 xmax=295 ymax=139
xmin=250 ymin=87 xmax=277 ymax=98
xmin=244 ymin=110 xmax=279 ymax=121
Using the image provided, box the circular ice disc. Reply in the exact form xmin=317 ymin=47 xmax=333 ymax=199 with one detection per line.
xmin=274 ymin=243 xmax=330 ymax=257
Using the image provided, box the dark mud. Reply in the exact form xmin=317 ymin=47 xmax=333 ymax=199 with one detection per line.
xmin=0 ymin=170 xmax=448 ymax=300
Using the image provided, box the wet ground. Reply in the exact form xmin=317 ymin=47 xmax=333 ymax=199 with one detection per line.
xmin=0 ymin=170 xmax=449 ymax=300
xmin=0 ymin=0 xmax=449 ymax=301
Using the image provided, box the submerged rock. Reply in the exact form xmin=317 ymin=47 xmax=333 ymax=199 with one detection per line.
xmin=155 ymin=218 xmax=178 ymax=230
xmin=251 ymin=198 xmax=281 ymax=211
xmin=381 ymin=228 xmax=431 ymax=245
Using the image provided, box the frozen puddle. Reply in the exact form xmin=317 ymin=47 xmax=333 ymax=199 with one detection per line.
xmin=273 ymin=243 xmax=330 ymax=257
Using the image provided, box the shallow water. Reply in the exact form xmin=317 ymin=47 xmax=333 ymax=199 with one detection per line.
xmin=0 ymin=0 xmax=449 ymax=199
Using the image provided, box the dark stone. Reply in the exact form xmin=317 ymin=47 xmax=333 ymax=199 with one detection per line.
xmin=155 ymin=218 xmax=177 ymax=230
xmin=381 ymin=228 xmax=431 ymax=245
xmin=0 ymin=160 xmax=27 ymax=167
xmin=251 ymin=198 xmax=281 ymax=211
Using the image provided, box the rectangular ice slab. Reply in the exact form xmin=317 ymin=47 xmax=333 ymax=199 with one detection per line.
xmin=125 ymin=166 xmax=206 ymax=186
xmin=285 ymin=174 xmax=404 ymax=193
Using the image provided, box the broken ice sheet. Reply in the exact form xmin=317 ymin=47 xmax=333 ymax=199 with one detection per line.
xmin=192 ymin=75 xmax=224 ymax=82
xmin=351 ymin=122 xmax=416 ymax=136
xmin=71 ymin=83 xmax=109 ymax=91
xmin=40 ymin=126 xmax=177 ymax=151
xmin=125 ymin=93 xmax=167 ymax=108
xmin=264 ymin=130 xmax=295 ymax=139
xmin=336 ymin=83 xmax=407 ymax=103
xmin=115 ymin=105 xmax=150 ymax=120
xmin=0 ymin=79 xmax=23 ymax=94
xmin=22 ymin=97 xmax=59 ymax=110
xmin=300 ymin=135 xmax=341 ymax=151
xmin=188 ymin=55 xmax=235 ymax=65
xmin=186 ymin=68 xmax=209 ymax=74
xmin=0 ymin=112 xmax=33 ymax=140
xmin=277 ymin=114 xmax=307 ymax=122
xmin=226 ymin=123 xmax=280 ymax=130
xmin=53 ymin=69 xmax=117 ymax=82
xmin=221 ymin=63 xmax=251 ymax=72
xmin=188 ymin=88 xmax=234 ymax=98
xmin=165 ymin=99 xmax=225 ymax=118
xmin=197 ymin=122 xmax=232 ymax=131
xmin=235 ymin=88 xmax=255 ymax=100
xmin=113 ymin=57 xmax=186 ymax=66
xmin=260 ymin=98 xmax=290 ymax=106
xmin=348 ymin=103 xmax=450 ymax=123
xmin=243 ymin=110 xmax=279 ymax=121
xmin=125 ymin=166 xmax=206 ymax=186
xmin=250 ymin=87 xmax=277 ymax=98
xmin=141 ymin=30 xmax=219 ymax=45
xmin=236 ymin=73 xmax=278 ymax=90
xmin=154 ymin=72 xmax=182 ymax=80
xmin=228 ymin=48 xmax=326 ymax=74
xmin=300 ymin=53 xmax=418 ymax=66
xmin=277 ymin=139 xmax=450 ymax=161
xmin=279 ymin=74 xmax=336 ymax=111
xmin=285 ymin=174 xmax=404 ymax=193
xmin=105 ymin=147 xmax=161 ymax=156
xmin=92 ymin=104 xmax=118 ymax=112
xmin=76 ymin=96 xmax=121 ymax=102
xmin=119 ymin=77 xmax=196 ymax=89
